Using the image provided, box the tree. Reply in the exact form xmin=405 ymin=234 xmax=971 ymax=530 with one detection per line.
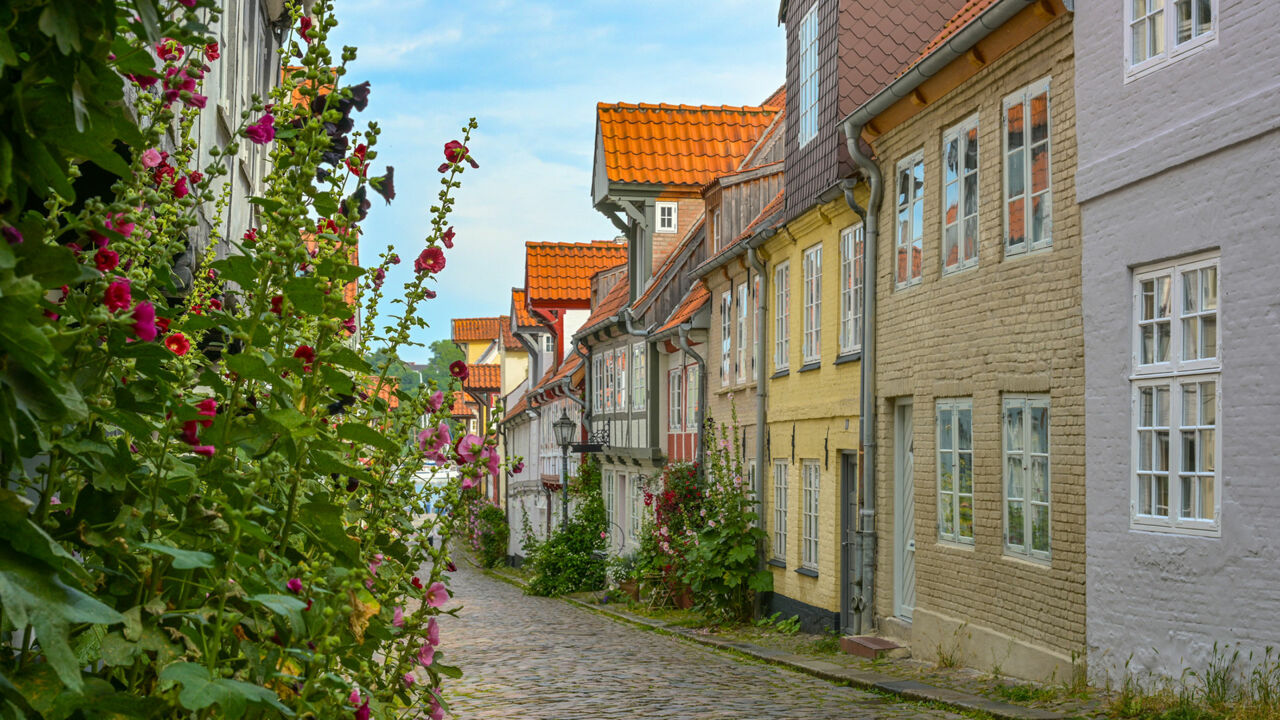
xmin=415 ymin=338 xmax=466 ymax=389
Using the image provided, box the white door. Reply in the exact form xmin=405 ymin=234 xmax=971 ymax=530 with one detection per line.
xmin=893 ymin=401 xmax=916 ymax=620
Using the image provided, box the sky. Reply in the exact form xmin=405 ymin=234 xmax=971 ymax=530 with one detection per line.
xmin=329 ymin=0 xmax=786 ymax=362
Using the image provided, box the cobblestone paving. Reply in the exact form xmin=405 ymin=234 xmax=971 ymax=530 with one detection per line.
xmin=440 ymin=565 xmax=964 ymax=720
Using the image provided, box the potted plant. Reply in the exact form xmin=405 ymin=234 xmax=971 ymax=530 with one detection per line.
xmin=607 ymin=553 xmax=641 ymax=601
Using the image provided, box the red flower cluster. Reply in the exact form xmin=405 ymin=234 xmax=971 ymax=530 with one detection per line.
xmin=293 ymin=345 xmax=316 ymax=372
xmin=438 ymin=140 xmax=478 ymax=172
xmin=449 ymin=360 xmax=469 ymax=381
xmin=245 ymin=113 xmax=276 ymax=145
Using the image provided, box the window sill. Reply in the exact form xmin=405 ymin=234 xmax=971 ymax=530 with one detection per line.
xmin=795 ymin=566 xmax=819 ymax=578
xmin=1129 ymin=519 xmax=1221 ymax=538
xmin=1001 ymin=552 xmax=1052 ymax=569
xmin=767 ymin=558 xmax=787 ymax=569
xmin=834 ymin=351 xmax=861 ymax=366
xmin=771 ymin=369 xmax=790 ymax=379
xmin=940 ymin=262 xmax=978 ymax=278
xmin=1003 ymin=242 xmax=1052 ymax=262
xmin=798 ymin=361 xmax=821 ymax=374
xmin=937 ymin=539 xmax=975 ymax=551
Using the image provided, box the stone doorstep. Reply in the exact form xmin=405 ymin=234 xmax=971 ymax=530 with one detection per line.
xmin=483 ymin=570 xmax=1068 ymax=720
xmin=840 ymin=635 xmax=912 ymax=660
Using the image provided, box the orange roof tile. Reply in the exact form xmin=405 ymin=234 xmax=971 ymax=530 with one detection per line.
xmin=760 ymin=85 xmax=786 ymax=111
xmin=597 ymin=102 xmax=778 ymax=186
xmin=451 ymin=317 xmax=503 ymax=343
xmin=450 ymin=394 xmax=475 ymax=418
xmin=547 ymin=352 xmax=583 ymax=386
xmin=902 ymin=0 xmax=1000 ymax=78
xmin=511 ymin=289 xmax=538 ymax=329
xmin=464 ymin=364 xmax=501 ymax=392
xmin=363 ymin=376 xmax=400 ymax=410
xmin=655 ymin=281 xmax=711 ymax=335
xmin=576 ymin=270 xmax=631 ymax=339
xmin=498 ymin=316 xmax=524 ymax=352
xmin=526 ymin=241 xmax=628 ymax=309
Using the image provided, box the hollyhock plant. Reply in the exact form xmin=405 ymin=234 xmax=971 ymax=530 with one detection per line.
xmin=441 ymin=226 xmax=455 ymax=249
xmin=164 ymin=332 xmax=190 ymax=356
xmin=141 ymin=148 xmax=163 ymax=168
xmin=245 ymin=113 xmax=276 ymax=144
xmin=95 ymin=249 xmax=119 ymax=272
xmin=286 ymin=578 xmax=303 ymax=594
xmin=448 ymin=360 xmax=468 ymax=380
xmin=426 ymin=390 xmax=444 ymax=413
xmin=455 ymin=434 xmax=483 ymax=464
xmin=293 ymin=344 xmax=316 ymax=371
xmin=424 ymin=582 xmax=450 ymax=608
xmin=104 ymin=279 xmax=131 ymax=312
xmin=427 ymin=617 xmax=440 ymax=646
xmin=2 ymin=227 xmax=21 ymax=245
xmin=131 ymin=302 xmax=157 ymax=341
xmin=417 ymin=643 xmax=435 ymax=667
xmin=413 ymin=246 xmax=445 ymax=274
xmin=204 ymin=41 xmax=219 ymax=60
xmin=393 ymin=606 xmax=405 ymax=628
xmin=299 ymin=15 xmax=314 ymax=43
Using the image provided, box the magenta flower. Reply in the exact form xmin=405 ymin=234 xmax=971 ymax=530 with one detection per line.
xmin=428 ymin=696 xmax=444 ymax=720
xmin=368 ymin=553 xmax=384 ymax=577
xmin=95 ymin=248 xmax=120 ymax=273
xmin=393 ymin=605 xmax=405 ymax=628
xmin=172 ymin=176 xmax=189 ymax=198
xmin=2 ymin=227 xmax=22 ymax=245
xmin=441 ymin=226 xmax=455 ymax=249
xmin=197 ymin=398 xmax=217 ymax=418
xmin=480 ymin=445 xmax=501 ymax=479
xmin=388 ymin=253 xmax=400 ymax=265
xmin=413 ymin=246 xmax=445 ymax=274
xmin=460 ymin=476 xmax=476 ymax=490
xmin=427 ymin=617 xmax=440 ymax=646
xmin=348 ymin=689 xmax=361 ymax=706
xmin=355 ymin=701 xmax=370 ymax=720
xmin=418 ymin=642 xmax=435 ymax=667
xmin=513 ymin=460 xmax=525 ymax=474
xmin=426 ymin=390 xmax=444 ymax=413
xmin=372 ymin=267 xmax=386 ymax=289
xmin=424 ymin=581 xmax=449 ymax=608
xmin=192 ymin=445 xmax=216 ymax=457
xmin=342 ymin=315 xmax=357 ymax=334
xmin=178 ymin=0 xmax=196 ymax=8
xmin=456 ymin=434 xmax=483 ymax=464
xmin=104 ymin=279 xmax=132 ymax=312
xmin=245 ymin=113 xmax=276 ymax=144
xmin=286 ymin=577 xmax=303 ymax=594
xmin=131 ymin=301 xmax=157 ymax=341
xmin=402 ymin=672 xmax=415 ymax=687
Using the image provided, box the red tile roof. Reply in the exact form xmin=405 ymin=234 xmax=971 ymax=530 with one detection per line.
xmin=655 ymin=281 xmax=711 ymax=335
xmin=547 ymin=352 xmax=583 ymax=386
xmin=451 ymin=317 xmax=503 ymax=343
xmin=511 ymin=289 xmax=538 ymax=329
xmin=363 ymin=376 xmax=400 ymax=410
xmin=904 ymin=0 xmax=1000 ymax=76
xmin=499 ymin=317 xmax=524 ymax=352
xmin=597 ymin=102 xmax=779 ymax=187
xmin=525 ymin=241 xmax=628 ymax=309
xmin=450 ymin=394 xmax=475 ymax=418
xmin=760 ymin=85 xmax=786 ymax=111
xmin=575 ymin=270 xmax=632 ymax=339
xmin=463 ymin=363 xmax=501 ymax=392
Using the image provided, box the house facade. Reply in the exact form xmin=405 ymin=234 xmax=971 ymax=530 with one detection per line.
xmin=1075 ymin=0 xmax=1280 ymax=684
xmin=842 ymin=0 xmax=1081 ymax=681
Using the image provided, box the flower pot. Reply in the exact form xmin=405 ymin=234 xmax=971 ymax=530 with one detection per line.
xmin=619 ymin=578 xmax=640 ymax=602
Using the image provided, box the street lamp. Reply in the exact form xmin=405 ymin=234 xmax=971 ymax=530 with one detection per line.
xmin=552 ymin=407 xmax=576 ymax=532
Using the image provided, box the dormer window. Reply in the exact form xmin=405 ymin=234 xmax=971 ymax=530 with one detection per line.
xmin=796 ymin=1 xmax=820 ymax=147
xmin=656 ymin=201 xmax=678 ymax=234
xmin=713 ymin=208 xmax=722 ymax=251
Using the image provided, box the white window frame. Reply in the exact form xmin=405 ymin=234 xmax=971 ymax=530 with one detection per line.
xmin=752 ymin=273 xmax=761 ymax=381
xmin=774 ymin=261 xmax=790 ymax=371
xmin=736 ymin=283 xmax=748 ymax=382
xmin=801 ymin=243 xmax=822 ymax=364
xmin=615 ymin=347 xmax=628 ymax=413
xmin=1003 ymin=78 xmax=1052 ymax=258
xmin=895 ymin=152 xmax=925 ymax=288
xmin=839 ymin=224 xmax=864 ymax=354
xmin=685 ymin=364 xmax=699 ymax=432
xmin=626 ymin=473 xmax=641 ymax=540
xmin=773 ymin=460 xmax=789 ymax=562
xmin=936 ymin=398 xmax=975 ymax=545
xmin=720 ymin=291 xmax=732 ymax=386
xmin=604 ymin=350 xmax=616 ymax=413
xmin=593 ymin=355 xmax=605 ymax=414
xmin=713 ymin=208 xmax=723 ymax=251
xmin=1130 ymin=252 xmax=1221 ymax=536
xmin=1125 ymin=0 xmax=1217 ymax=80
xmin=1003 ymin=395 xmax=1052 ymax=562
xmin=604 ymin=469 xmax=616 ymax=531
xmin=632 ymin=342 xmax=647 ymax=411
xmin=668 ymin=367 xmax=683 ymax=433
xmin=801 ymin=460 xmax=820 ymax=570
xmin=941 ymin=114 xmax=980 ymax=274
xmin=796 ymin=2 xmax=820 ymax=147
xmin=656 ymin=201 xmax=678 ymax=234
xmin=543 ymin=334 xmax=554 ymax=353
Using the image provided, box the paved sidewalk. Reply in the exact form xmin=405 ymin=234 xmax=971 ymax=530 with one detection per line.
xmin=440 ymin=562 xmax=970 ymax=719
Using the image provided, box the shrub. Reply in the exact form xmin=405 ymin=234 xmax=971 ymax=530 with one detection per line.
xmin=475 ymin=503 xmax=510 ymax=568
xmin=525 ymin=457 xmax=607 ymax=596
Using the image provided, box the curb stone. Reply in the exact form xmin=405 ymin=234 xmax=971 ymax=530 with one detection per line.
xmin=483 ymin=569 xmax=1067 ymax=720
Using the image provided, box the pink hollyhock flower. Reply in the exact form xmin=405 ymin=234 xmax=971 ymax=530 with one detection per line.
xmin=164 ymin=332 xmax=190 ymax=356
xmin=424 ymin=288 xmax=437 ymax=300
xmin=141 ymin=148 xmax=163 ymax=168
xmin=204 ymin=42 xmax=219 ymax=60
xmin=427 ymin=617 xmax=440 ymax=646
xmin=460 ymin=476 xmax=475 ymax=490
xmin=429 ymin=696 xmax=444 ymax=720
xmin=455 ymin=434 xmax=483 ymax=464
xmin=95 ymin=248 xmax=119 ymax=272
xmin=348 ymin=689 xmax=361 ymax=706
xmin=342 ymin=315 xmax=357 ymax=334
xmin=187 ymin=93 xmax=208 ymax=109
xmin=192 ymin=445 xmax=216 ymax=457
xmin=131 ymin=301 xmax=157 ymax=341
xmin=368 ymin=553 xmax=383 ymax=577
xmin=106 ymin=213 xmax=135 ymax=239
xmin=418 ymin=642 xmax=435 ymax=667
xmin=286 ymin=577 xmax=303 ymax=594
xmin=413 ymin=246 xmax=445 ymax=274
xmin=480 ymin=445 xmax=501 ymax=479
xmin=424 ymin=581 xmax=449 ymax=608
xmin=419 ymin=422 xmax=451 ymax=455
xmin=178 ymin=0 xmax=196 ymax=8
xmin=441 ymin=226 xmax=455 ymax=249
xmin=393 ymin=605 xmax=405 ymax=627
xmin=372 ymin=267 xmax=385 ymax=289
xmin=355 ymin=701 xmax=370 ymax=720
xmin=402 ymin=673 xmax=415 ymax=687
xmin=426 ymin=390 xmax=444 ymax=413
xmin=2 ymin=227 xmax=21 ymax=245
xmin=449 ymin=360 xmax=468 ymax=381
xmin=197 ymin=398 xmax=217 ymax=418
xmin=104 ymin=279 xmax=132 ymax=312
xmin=245 ymin=113 xmax=276 ymax=144
xmin=49 ymin=496 xmax=61 ymax=505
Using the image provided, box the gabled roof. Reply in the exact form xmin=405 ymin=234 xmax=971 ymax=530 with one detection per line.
xmin=463 ymin=364 xmax=501 ymax=393
xmin=510 ymin=289 xmax=539 ymax=330
xmin=906 ymin=0 xmax=1000 ymax=76
xmin=451 ymin=317 xmax=503 ymax=343
xmin=575 ymin=270 xmax=632 ymax=340
xmin=695 ymin=189 xmax=786 ymax=277
xmin=525 ymin=241 xmax=628 ymax=309
xmin=499 ymin=317 xmax=524 ymax=352
xmin=654 ymin=281 xmax=711 ymax=336
xmin=449 ymin=394 xmax=475 ymax=418
xmin=633 ymin=214 xmax=706 ymax=313
xmin=596 ymin=102 xmax=779 ymax=187
xmin=546 ymin=352 xmax=583 ymax=386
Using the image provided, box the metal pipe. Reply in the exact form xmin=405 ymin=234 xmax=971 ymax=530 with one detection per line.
xmin=674 ymin=324 xmax=707 ymax=471
xmin=841 ymin=120 xmax=883 ymax=636
xmin=746 ymin=241 xmax=770 ymax=522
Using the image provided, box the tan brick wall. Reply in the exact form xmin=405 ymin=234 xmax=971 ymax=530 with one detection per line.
xmin=868 ymin=17 xmax=1084 ymax=674
xmin=759 ymin=196 xmax=864 ymax=614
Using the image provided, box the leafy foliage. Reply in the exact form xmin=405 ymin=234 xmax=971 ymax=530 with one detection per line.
xmin=473 ymin=503 xmax=509 ymax=569
xmin=525 ymin=457 xmax=607 ymax=597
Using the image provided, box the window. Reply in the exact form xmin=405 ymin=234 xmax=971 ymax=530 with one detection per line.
xmin=656 ymin=201 xmax=678 ymax=234
xmin=773 ymin=461 xmax=789 ymax=561
xmin=1126 ymin=0 xmax=1216 ymax=76
xmin=937 ymin=398 xmax=974 ymax=544
xmin=1004 ymin=396 xmax=1051 ymax=560
xmin=604 ymin=351 xmax=616 ymax=412
xmin=1004 ymin=78 xmax=1051 ymax=256
xmin=1131 ymin=253 xmax=1220 ymax=535
xmin=632 ymin=342 xmax=647 ymax=411
xmin=720 ymin=291 xmax=732 ymax=386
xmin=796 ymin=2 xmax=820 ymax=147
xmin=626 ymin=473 xmax=641 ymax=539
xmin=713 ymin=209 xmax=723 ymax=251
xmin=543 ymin=334 xmax=555 ymax=353
xmin=839 ymin=224 xmax=864 ymax=354
xmin=604 ymin=469 xmax=616 ymax=530
xmin=895 ymin=153 xmax=924 ymax=287
xmin=615 ymin=347 xmax=628 ymax=413
xmin=774 ymin=262 xmax=790 ymax=371
xmin=685 ymin=365 xmax=699 ymax=431
xmin=801 ymin=460 xmax=820 ymax=569
xmin=942 ymin=115 xmax=979 ymax=273
xmin=752 ymin=273 xmax=761 ymax=381
xmin=668 ymin=368 xmax=683 ymax=432
xmin=802 ymin=244 xmax=822 ymax=363
xmin=736 ymin=283 xmax=748 ymax=382
xmin=593 ymin=355 xmax=604 ymax=414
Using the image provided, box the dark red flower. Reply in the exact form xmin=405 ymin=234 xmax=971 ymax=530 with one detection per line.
xmin=441 ymin=226 xmax=455 ymax=249
xmin=94 ymin=248 xmax=119 ymax=272
xmin=293 ymin=345 xmax=316 ymax=371
xmin=189 ymin=171 xmax=204 ymax=185
xmin=299 ymin=16 xmax=314 ymax=43
xmin=155 ymin=39 xmax=183 ymax=61
xmin=411 ymin=577 xmax=423 ymax=590
xmin=243 ymin=228 xmax=258 ymax=245
xmin=3 ymin=227 xmax=23 ymax=245
xmin=371 ymin=167 xmax=395 ymax=204
xmin=270 ymin=295 xmax=284 ymax=316
xmin=156 ymin=317 xmax=171 ymax=333
xmin=104 ymin=279 xmax=132 ymax=312
xmin=208 ymin=298 xmax=222 ymax=311
xmin=172 ymin=176 xmax=189 ymax=198
xmin=178 ymin=0 xmax=196 ymax=8
xmin=449 ymin=360 xmax=468 ymax=381
xmin=126 ymin=73 xmax=159 ymax=88
xmin=414 ymin=246 xmax=445 ymax=274
xmin=204 ymin=42 xmax=220 ymax=60
xmin=165 ymin=332 xmax=191 ymax=356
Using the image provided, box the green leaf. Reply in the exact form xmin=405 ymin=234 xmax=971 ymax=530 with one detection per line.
xmin=312 ymin=193 xmax=338 ymax=218
xmin=37 ymin=3 xmax=81 ymax=54
xmin=0 ymin=489 xmax=86 ymax=581
xmin=160 ymin=662 xmax=293 ymax=718
xmin=209 ymin=254 xmax=257 ymax=288
xmin=325 ymin=345 xmax=374 ymax=374
xmin=434 ymin=663 xmax=463 ymax=679
xmin=137 ymin=542 xmax=215 ymax=569
xmin=224 ymin=352 xmax=272 ymax=383
xmin=246 ymin=196 xmax=283 ymax=213
xmin=0 ymin=542 xmax=124 ymax=692
xmin=248 ymin=593 xmax=305 ymax=616
xmin=298 ymin=501 xmax=359 ymax=562
xmin=131 ymin=0 xmax=162 ymax=43
xmin=283 ymin=277 xmax=324 ymax=315
xmin=263 ymin=408 xmax=306 ymax=431
xmin=99 ymin=632 xmax=138 ymax=667
xmin=337 ymin=422 xmax=400 ymax=455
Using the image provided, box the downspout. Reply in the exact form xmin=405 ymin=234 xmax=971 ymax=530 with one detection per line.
xmin=674 ymin=325 xmax=707 ymax=472
xmin=747 ymin=232 xmax=773 ymax=621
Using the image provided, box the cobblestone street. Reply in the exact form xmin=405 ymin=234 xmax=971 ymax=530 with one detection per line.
xmin=440 ymin=564 xmax=964 ymax=719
